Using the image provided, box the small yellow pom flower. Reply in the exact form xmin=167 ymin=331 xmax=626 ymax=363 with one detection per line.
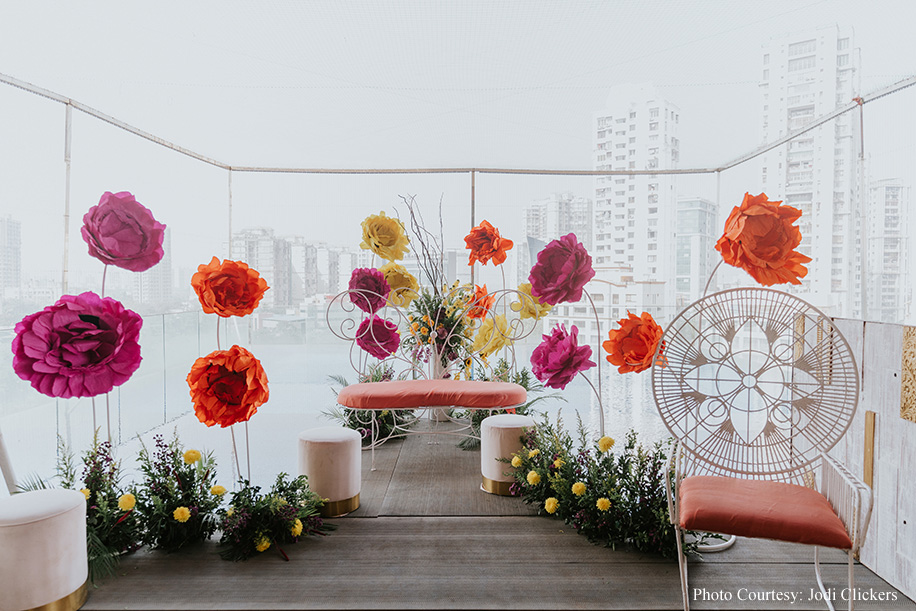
xmin=291 ymin=518 xmax=303 ymax=537
xmin=511 ymin=455 xmax=523 ymax=468
xmin=226 ymin=507 xmax=235 ymax=517
xmin=528 ymin=449 xmax=540 ymax=458
xmin=598 ymin=436 xmax=615 ymax=453
xmin=553 ymin=458 xmax=565 ymax=469
xmin=255 ymin=536 xmax=271 ymax=552
xmin=80 ymin=488 xmax=90 ymax=500
xmin=118 ymin=493 xmax=136 ymax=511
xmin=596 ymin=497 xmax=611 ymax=512
xmin=173 ymin=506 xmax=191 ymax=523
xmin=544 ymin=497 xmax=559 ymax=514
xmin=571 ymin=482 xmax=586 ymax=496
xmin=526 ymin=470 xmax=541 ymax=485
xmin=210 ymin=485 xmax=227 ymax=496
xmin=183 ymin=449 xmax=202 ymax=464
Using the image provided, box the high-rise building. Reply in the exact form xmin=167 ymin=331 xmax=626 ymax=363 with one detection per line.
xmin=519 ymin=193 xmax=593 ymax=282
xmin=593 ymin=83 xmax=680 ymax=312
xmin=866 ymin=179 xmax=911 ymax=322
xmin=759 ymin=25 xmax=860 ymax=316
xmin=0 ymin=215 xmax=21 ymax=299
xmin=231 ymin=227 xmax=292 ymax=310
xmin=135 ymin=227 xmax=173 ymax=309
xmin=675 ymin=197 xmax=719 ymax=306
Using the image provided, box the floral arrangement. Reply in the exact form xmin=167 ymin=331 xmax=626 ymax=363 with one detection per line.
xmin=133 ymin=433 xmax=224 ymax=552
xmin=218 ymin=473 xmax=330 ymax=561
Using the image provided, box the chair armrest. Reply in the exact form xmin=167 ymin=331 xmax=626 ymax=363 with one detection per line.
xmin=664 ymin=441 xmax=683 ymax=525
xmin=819 ymin=451 xmax=873 ymax=552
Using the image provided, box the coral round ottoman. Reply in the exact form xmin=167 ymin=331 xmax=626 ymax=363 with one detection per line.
xmin=481 ymin=413 xmax=535 ymax=495
xmin=0 ymin=488 xmax=88 ymax=611
xmin=298 ymin=427 xmax=361 ymax=517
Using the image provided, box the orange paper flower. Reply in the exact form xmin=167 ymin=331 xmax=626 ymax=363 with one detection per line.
xmin=603 ymin=311 xmax=665 ymax=374
xmin=464 ymin=220 xmax=513 ymax=266
xmin=715 ymin=192 xmax=812 ymax=286
xmin=192 ymin=257 xmax=269 ymax=317
xmin=466 ymin=284 xmax=495 ymax=320
xmin=187 ymin=345 xmax=269 ymax=428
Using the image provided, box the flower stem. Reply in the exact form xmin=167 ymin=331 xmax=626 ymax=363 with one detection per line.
xmin=582 ymin=289 xmax=604 ymax=438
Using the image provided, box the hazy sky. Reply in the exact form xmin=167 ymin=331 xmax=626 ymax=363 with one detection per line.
xmin=1 ymin=1 xmax=915 ymax=277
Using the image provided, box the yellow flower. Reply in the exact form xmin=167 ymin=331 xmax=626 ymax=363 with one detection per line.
xmin=291 ymin=518 xmax=303 ymax=537
xmin=227 ymin=507 xmax=235 ymax=517
xmin=526 ymin=470 xmax=541 ymax=485
xmin=210 ymin=485 xmax=227 ymax=496
xmin=173 ymin=506 xmax=191 ymax=523
xmin=117 ymin=493 xmax=136 ymax=511
xmin=511 ymin=455 xmax=523 ymax=468
xmin=360 ymin=211 xmax=409 ymax=261
xmin=528 ymin=449 xmax=540 ymax=458
xmin=421 ymin=327 xmax=429 ymax=335
xmin=598 ymin=436 xmax=615 ymax=453
xmin=544 ymin=497 xmax=559 ymax=514
xmin=183 ymin=449 xmax=201 ymax=464
xmin=381 ymin=410 xmax=390 ymax=417
xmin=596 ymin=497 xmax=611 ymax=512
xmin=80 ymin=488 xmax=90 ymax=500
xmin=471 ymin=314 xmax=512 ymax=357
xmin=510 ymin=283 xmax=553 ymax=320
xmin=571 ymin=482 xmax=586 ymax=496
xmin=378 ymin=262 xmax=419 ymax=307
xmin=553 ymin=458 xmax=564 ymax=469
xmin=255 ymin=536 xmax=271 ymax=552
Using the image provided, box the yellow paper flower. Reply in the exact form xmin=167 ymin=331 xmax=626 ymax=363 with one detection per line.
xmin=544 ymin=497 xmax=559 ymax=514
xmin=511 ymin=455 xmax=523 ymax=468
xmin=571 ymin=482 xmax=586 ymax=496
xmin=210 ymin=485 xmax=227 ymax=496
xmin=360 ymin=211 xmax=409 ymax=262
xmin=183 ymin=449 xmax=201 ymax=464
xmin=80 ymin=488 xmax=90 ymax=500
xmin=528 ymin=449 xmax=540 ymax=458
xmin=291 ymin=518 xmax=303 ymax=537
xmin=255 ymin=536 xmax=271 ymax=552
xmin=378 ymin=262 xmax=419 ymax=307
xmin=118 ymin=493 xmax=136 ymax=511
xmin=510 ymin=282 xmax=553 ymax=320
xmin=596 ymin=497 xmax=611 ymax=512
xmin=526 ymin=470 xmax=541 ymax=485
xmin=471 ymin=314 xmax=512 ymax=358
xmin=553 ymin=458 xmax=564 ymax=469
xmin=173 ymin=506 xmax=191 ymax=523
xmin=598 ymin=436 xmax=615 ymax=453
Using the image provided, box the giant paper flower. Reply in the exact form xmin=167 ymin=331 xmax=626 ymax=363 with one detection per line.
xmin=81 ymin=191 xmax=166 ymax=272
xmin=356 ymin=315 xmax=400 ymax=360
xmin=348 ymin=268 xmax=390 ymax=313
xmin=464 ymin=220 xmax=514 ymax=266
xmin=192 ymin=257 xmax=269 ymax=317
xmin=359 ymin=211 xmax=409 ymax=262
xmin=529 ymin=233 xmax=595 ymax=305
xmin=530 ymin=324 xmax=595 ymax=390
xmin=510 ymin=282 xmax=553 ymax=320
xmin=378 ymin=262 xmax=419 ymax=307
xmin=471 ymin=314 xmax=512 ymax=358
xmin=11 ymin=292 xmax=143 ymax=398
xmin=465 ymin=284 xmax=495 ymax=320
xmin=602 ymin=311 xmax=665 ymax=374
xmin=715 ymin=192 xmax=812 ymax=286
xmin=187 ymin=345 xmax=269 ymax=428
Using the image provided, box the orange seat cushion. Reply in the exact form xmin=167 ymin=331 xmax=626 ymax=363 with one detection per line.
xmin=679 ymin=475 xmax=852 ymax=550
xmin=336 ymin=379 xmax=527 ymax=410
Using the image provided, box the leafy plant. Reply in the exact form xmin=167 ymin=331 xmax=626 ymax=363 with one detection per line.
xmin=325 ymin=366 xmax=416 ymax=445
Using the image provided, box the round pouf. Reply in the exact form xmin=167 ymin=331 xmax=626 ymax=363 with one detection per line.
xmin=481 ymin=413 xmax=536 ymax=495
xmin=298 ymin=426 xmax=361 ymax=517
xmin=0 ymin=488 xmax=88 ymax=611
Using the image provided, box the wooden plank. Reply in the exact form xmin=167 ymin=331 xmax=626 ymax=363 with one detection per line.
xmin=864 ymin=410 xmax=876 ymax=488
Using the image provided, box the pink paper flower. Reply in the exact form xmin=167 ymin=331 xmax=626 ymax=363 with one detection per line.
xmin=81 ymin=191 xmax=166 ymax=272
xmin=356 ymin=316 xmax=400 ymax=360
xmin=530 ymin=324 xmax=595 ymax=390
xmin=529 ymin=233 xmax=595 ymax=305
xmin=348 ymin=268 xmax=390 ymax=313
xmin=11 ymin=292 xmax=143 ymax=398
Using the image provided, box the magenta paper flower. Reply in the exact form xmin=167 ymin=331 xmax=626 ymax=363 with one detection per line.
xmin=356 ymin=316 xmax=400 ymax=360
xmin=530 ymin=324 xmax=595 ymax=390
xmin=11 ymin=292 xmax=143 ymax=398
xmin=529 ymin=233 xmax=595 ymax=305
xmin=348 ymin=268 xmax=390 ymax=313
xmin=81 ymin=191 xmax=166 ymax=272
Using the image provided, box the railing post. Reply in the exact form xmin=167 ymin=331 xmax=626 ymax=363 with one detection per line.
xmin=62 ymin=103 xmax=72 ymax=294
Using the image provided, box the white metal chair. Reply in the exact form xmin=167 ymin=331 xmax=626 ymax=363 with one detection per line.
xmin=652 ymin=288 xmax=872 ymax=611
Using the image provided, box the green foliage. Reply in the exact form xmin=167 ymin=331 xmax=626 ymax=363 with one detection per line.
xmin=325 ymin=366 xmax=416 ymax=445
xmin=133 ymin=433 xmax=223 ymax=552
xmin=218 ymin=473 xmax=333 ymax=561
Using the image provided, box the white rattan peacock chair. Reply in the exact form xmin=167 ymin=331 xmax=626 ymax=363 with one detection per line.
xmin=652 ymin=287 xmax=872 ymax=611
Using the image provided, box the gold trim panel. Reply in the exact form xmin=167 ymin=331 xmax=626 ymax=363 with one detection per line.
xmin=321 ymin=493 xmax=359 ymax=517
xmin=902 ymin=326 xmax=916 ymax=424
xmin=27 ymin=580 xmax=88 ymax=611
xmin=481 ymin=475 xmax=514 ymax=496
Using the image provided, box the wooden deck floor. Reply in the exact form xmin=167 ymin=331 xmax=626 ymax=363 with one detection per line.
xmin=84 ymin=423 xmax=915 ymax=611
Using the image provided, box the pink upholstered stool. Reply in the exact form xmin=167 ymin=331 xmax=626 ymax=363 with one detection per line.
xmin=298 ymin=426 xmax=361 ymax=517
xmin=480 ymin=414 xmax=535 ymax=495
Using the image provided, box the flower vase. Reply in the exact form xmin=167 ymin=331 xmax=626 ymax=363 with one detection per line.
xmin=428 ymin=357 xmax=452 ymax=422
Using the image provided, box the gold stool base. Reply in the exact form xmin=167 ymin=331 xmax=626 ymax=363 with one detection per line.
xmin=481 ymin=475 xmax=514 ymax=496
xmin=320 ymin=493 xmax=360 ymax=517
xmin=29 ymin=580 xmax=88 ymax=611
